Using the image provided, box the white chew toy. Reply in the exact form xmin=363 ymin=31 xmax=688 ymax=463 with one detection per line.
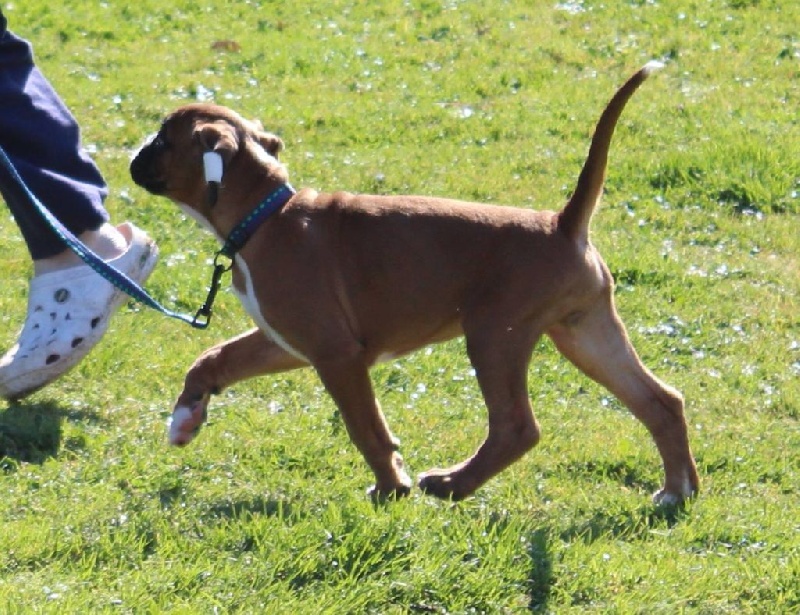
xmin=203 ymin=151 xmax=224 ymax=183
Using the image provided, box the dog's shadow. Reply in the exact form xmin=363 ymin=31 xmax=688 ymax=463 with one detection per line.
xmin=205 ymin=496 xmax=298 ymax=522
xmin=559 ymin=502 xmax=688 ymax=545
xmin=0 ymin=400 xmax=104 ymax=468
xmin=527 ymin=528 xmax=555 ymax=611
xmin=526 ymin=504 xmax=689 ymax=611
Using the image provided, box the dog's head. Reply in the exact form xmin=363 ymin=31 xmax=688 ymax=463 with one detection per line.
xmin=130 ymin=103 xmax=288 ymax=218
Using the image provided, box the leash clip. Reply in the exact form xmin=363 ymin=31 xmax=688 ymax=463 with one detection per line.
xmin=192 ymin=251 xmax=234 ymax=329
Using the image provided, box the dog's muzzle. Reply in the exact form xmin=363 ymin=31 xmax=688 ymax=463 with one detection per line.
xmin=130 ymin=134 xmax=167 ymax=194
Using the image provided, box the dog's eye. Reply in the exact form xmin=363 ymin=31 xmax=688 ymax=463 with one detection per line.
xmin=146 ymin=130 xmax=170 ymax=151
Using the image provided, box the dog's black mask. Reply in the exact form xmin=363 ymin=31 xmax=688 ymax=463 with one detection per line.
xmin=130 ymin=133 xmax=168 ymax=195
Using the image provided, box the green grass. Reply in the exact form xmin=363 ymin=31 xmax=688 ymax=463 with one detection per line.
xmin=1 ymin=0 xmax=798 ymax=612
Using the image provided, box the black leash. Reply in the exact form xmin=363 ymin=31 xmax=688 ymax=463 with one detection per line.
xmin=194 ymin=184 xmax=296 ymax=327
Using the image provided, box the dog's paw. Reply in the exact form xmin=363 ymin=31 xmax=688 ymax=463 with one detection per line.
xmin=368 ymin=482 xmax=412 ymax=503
xmin=168 ymin=403 xmax=207 ymax=446
xmin=653 ymin=470 xmax=699 ymax=507
xmin=418 ymin=469 xmax=470 ymax=502
xmin=367 ymin=455 xmax=413 ymax=502
xmin=652 ymin=489 xmax=680 ymax=507
xmin=652 ymin=487 xmax=696 ymax=508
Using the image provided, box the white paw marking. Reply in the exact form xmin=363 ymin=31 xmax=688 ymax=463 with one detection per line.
xmin=652 ymin=490 xmax=680 ymax=506
xmin=168 ymin=406 xmax=195 ymax=446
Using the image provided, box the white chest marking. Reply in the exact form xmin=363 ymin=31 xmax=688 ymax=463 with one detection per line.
xmin=178 ymin=202 xmax=308 ymax=363
xmin=233 ymin=256 xmax=309 ymax=362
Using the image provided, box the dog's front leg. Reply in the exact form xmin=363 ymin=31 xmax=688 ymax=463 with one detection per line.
xmin=313 ymin=352 xmax=412 ymax=500
xmin=170 ymin=327 xmax=307 ymax=446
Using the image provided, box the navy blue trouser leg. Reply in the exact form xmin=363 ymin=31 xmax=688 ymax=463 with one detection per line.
xmin=0 ymin=15 xmax=108 ymax=260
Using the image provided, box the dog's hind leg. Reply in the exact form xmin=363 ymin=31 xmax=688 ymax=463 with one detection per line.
xmin=169 ymin=328 xmax=308 ymax=446
xmin=419 ymin=322 xmax=542 ymax=501
xmin=547 ymin=296 xmax=699 ymax=505
xmin=313 ymin=352 xmax=413 ymax=500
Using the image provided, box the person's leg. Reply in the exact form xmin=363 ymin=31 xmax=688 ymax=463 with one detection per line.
xmin=0 ymin=26 xmax=129 ymax=266
xmin=0 ymin=22 xmax=159 ymax=400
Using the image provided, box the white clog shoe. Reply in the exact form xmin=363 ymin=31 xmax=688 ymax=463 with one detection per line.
xmin=0 ymin=222 xmax=158 ymax=400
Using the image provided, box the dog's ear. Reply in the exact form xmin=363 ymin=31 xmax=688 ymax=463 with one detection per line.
xmin=254 ymin=130 xmax=284 ymax=158
xmin=244 ymin=117 xmax=284 ymax=158
xmin=194 ymin=122 xmax=239 ymax=207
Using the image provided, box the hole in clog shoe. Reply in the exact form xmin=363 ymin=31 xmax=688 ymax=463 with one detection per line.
xmin=90 ymin=317 xmax=101 ymax=329
xmin=46 ymin=354 xmax=60 ymax=365
xmin=54 ymin=289 xmax=71 ymax=303
xmin=71 ymin=337 xmax=84 ymax=348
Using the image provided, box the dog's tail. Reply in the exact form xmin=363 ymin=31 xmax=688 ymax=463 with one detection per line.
xmin=557 ymin=61 xmax=664 ymax=242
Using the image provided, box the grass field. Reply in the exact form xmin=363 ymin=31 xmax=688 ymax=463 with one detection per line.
xmin=1 ymin=0 xmax=798 ymax=612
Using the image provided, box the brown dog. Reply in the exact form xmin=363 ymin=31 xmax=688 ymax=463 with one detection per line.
xmin=130 ymin=62 xmax=699 ymax=504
